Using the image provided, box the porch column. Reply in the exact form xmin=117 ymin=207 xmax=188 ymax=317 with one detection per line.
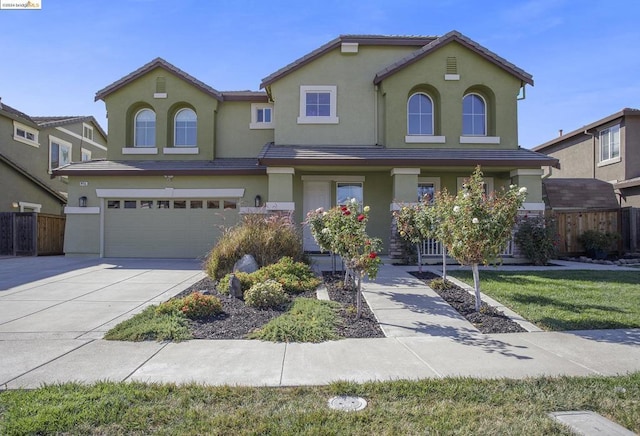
xmin=266 ymin=167 xmax=295 ymax=212
xmin=510 ymin=169 xmax=545 ymax=211
xmin=389 ymin=168 xmax=420 ymax=259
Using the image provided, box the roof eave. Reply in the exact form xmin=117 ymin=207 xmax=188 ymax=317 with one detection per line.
xmin=53 ymin=167 xmax=266 ymax=177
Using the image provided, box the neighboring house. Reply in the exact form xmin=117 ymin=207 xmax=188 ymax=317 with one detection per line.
xmin=0 ymin=98 xmax=108 ymax=215
xmin=55 ymin=30 xmax=558 ymax=259
xmin=533 ymin=108 xmax=640 ymax=208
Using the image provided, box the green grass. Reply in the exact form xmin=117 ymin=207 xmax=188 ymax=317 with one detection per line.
xmin=1 ymin=374 xmax=639 ymax=434
xmin=248 ymin=298 xmax=341 ymax=342
xmin=104 ymin=306 xmax=192 ymax=342
xmin=451 ymin=270 xmax=640 ymax=330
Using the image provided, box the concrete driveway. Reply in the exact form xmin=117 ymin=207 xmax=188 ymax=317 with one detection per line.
xmin=0 ymin=256 xmax=205 ymax=340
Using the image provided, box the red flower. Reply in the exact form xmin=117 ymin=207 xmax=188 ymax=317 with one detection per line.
xmin=343 ymin=210 xmax=351 ymax=216
xmin=369 ymin=252 xmax=377 ymax=259
xmin=341 ymin=206 xmax=348 ymax=211
xmin=357 ymin=214 xmax=365 ymax=222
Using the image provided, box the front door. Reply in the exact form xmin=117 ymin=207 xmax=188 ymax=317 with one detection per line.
xmin=302 ymin=181 xmax=331 ymax=251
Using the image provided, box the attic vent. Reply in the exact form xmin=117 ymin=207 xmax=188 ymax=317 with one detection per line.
xmin=156 ymin=77 xmax=166 ymax=93
xmin=444 ymin=57 xmax=460 ymax=81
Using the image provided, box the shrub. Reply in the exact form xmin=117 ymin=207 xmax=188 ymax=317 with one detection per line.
xmin=157 ymin=292 xmax=222 ymax=319
xmin=205 ymin=214 xmax=306 ymax=279
xmin=429 ymin=278 xmax=452 ymax=291
xmin=252 ymin=257 xmax=321 ymax=294
xmin=244 ymin=280 xmax=288 ymax=309
xmin=216 ymin=272 xmax=255 ymax=295
xmin=514 ymin=216 xmax=559 ymax=266
xmin=105 ymin=306 xmax=192 ymax=342
xmin=577 ymin=230 xmax=620 ymax=253
xmin=248 ymin=298 xmax=340 ymax=342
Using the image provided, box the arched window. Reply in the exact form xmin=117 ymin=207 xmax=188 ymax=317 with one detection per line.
xmin=407 ymin=93 xmax=434 ymax=135
xmin=462 ymin=93 xmax=486 ymax=136
xmin=134 ymin=109 xmax=156 ymax=147
xmin=174 ymin=108 xmax=197 ymax=147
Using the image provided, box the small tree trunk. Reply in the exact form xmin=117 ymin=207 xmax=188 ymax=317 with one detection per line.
xmin=471 ymin=263 xmax=481 ymax=312
xmin=416 ymin=243 xmax=423 ymax=273
xmin=356 ymin=273 xmax=362 ymax=319
xmin=441 ymin=244 xmax=447 ymax=281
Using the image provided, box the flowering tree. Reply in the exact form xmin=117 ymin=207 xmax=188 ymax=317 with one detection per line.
xmin=436 ymin=166 xmax=527 ymax=311
xmin=306 ymin=199 xmax=382 ymax=318
xmin=394 ymin=202 xmax=438 ymax=273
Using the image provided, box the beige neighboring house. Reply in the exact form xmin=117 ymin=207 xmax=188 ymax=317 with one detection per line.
xmin=533 ymin=108 xmax=640 ymax=207
xmin=0 ymin=98 xmax=108 ymax=215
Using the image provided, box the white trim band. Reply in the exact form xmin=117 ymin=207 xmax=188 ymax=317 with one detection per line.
xmin=55 ymin=127 xmax=107 ymax=151
xmin=65 ymin=207 xmax=100 ymax=214
xmin=510 ymin=169 xmax=544 ymax=177
xmin=163 ymin=147 xmax=199 ymax=155
xmin=95 ymin=188 xmax=245 ymax=198
xmin=405 ymin=135 xmax=446 ymax=144
xmin=459 ymin=136 xmax=501 ymax=144
xmin=266 ymin=201 xmax=295 ymax=211
xmin=122 ymin=147 xmax=158 ymax=155
xmin=391 ymin=168 xmax=420 ymax=176
xmin=266 ymin=167 xmax=295 ymax=174
xmin=520 ymin=202 xmax=545 ymax=211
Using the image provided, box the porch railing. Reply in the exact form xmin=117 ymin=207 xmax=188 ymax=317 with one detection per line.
xmin=420 ymin=237 xmax=514 ymax=258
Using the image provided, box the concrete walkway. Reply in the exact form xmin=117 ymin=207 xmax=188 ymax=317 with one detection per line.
xmin=0 ymin=256 xmax=639 ymax=389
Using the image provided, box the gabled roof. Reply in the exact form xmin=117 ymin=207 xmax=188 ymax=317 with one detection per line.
xmin=258 ymin=143 xmax=559 ymax=168
xmin=260 ymin=34 xmax=437 ymax=88
xmin=0 ymin=152 xmax=67 ymax=204
xmin=533 ymin=108 xmax=640 ymax=152
xmin=543 ymin=178 xmax=619 ymax=210
xmin=32 ymin=116 xmax=107 ymax=140
xmin=374 ymin=30 xmax=533 ymax=86
xmin=0 ymin=100 xmax=38 ymax=127
xmin=95 ymin=57 xmax=223 ymax=102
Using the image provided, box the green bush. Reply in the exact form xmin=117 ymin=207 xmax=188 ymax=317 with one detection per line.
xmin=248 ymin=298 xmax=340 ymax=342
xmin=244 ymin=280 xmax=289 ymax=309
xmin=253 ymin=257 xmax=321 ymax=294
xmin=105 ymin=306 xmax=192 ymax=342
xmin=429 ymin=278 xmax=452 ymax=291
xmin=157 ymin=292 xmax=222 ymax=319
xmin=216 ymin=272 xmax=255 ymax=295
xmin=205 ymin=214 xmax=306 ymax=279
xmin=577 ymin=229 xmax=620 ymax=252
xmin=514 ymin=216 xmax=559 ymax=266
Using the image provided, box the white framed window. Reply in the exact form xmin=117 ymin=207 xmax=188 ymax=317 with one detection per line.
xmin=174 ymin=108 xmax=197 ymax=147
xmin=82 ymin=123 xmax=94 ymax=141
xmin=407 ymin=93 xmax=434 ymax=136
xmin=336 ymin=182 xmax=363 ymax=208
xmin=297 ymin=85 xmax=338 ymax=124
xmin=457 ymin=176 xmax=494 ymax=196
xmin=81 ymin=148 xmax=91 ymax=161
xmin=599 ymin=124 xmax=620 ymax=163
xmin=134 ymin=108 xmax=156 ymax=147
xmin=417 ymin=177 xmax=441 ymax=203
xmin=250 ymin=103 xmax=274 ymax=129
xmin=462 ymin=93 xmax=486 ymax=136
xmin=18 ymin=201 xmax=42 ymax=212
xmin=13 ymin=121 xmax=39 ymax=147
xmin=49 ymin=136 xmax=72 ymax=172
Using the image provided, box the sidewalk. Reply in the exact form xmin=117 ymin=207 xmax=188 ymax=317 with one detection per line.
xmin=1 ymin=258 xmax=639 ymax=389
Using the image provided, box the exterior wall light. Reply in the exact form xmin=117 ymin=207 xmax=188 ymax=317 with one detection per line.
xmin=254 ymin=195 xmax=262 ymax=207
xmin=79 ymin=196 xmax=88 ymax=207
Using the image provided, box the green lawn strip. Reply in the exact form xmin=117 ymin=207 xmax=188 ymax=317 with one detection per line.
xmin=104 ymin=306 xmax=192 ymax=342
xmin=450 ymin=270 xmax=640 ymax=331
xmin=1 ymin=375 xmax=638 ymax=434
xmin=248 ymin=298 xmax=341 ymax=342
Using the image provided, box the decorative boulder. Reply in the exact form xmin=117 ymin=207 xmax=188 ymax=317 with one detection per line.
xmin=233 ymin=254 xmax=259 ymax=274
xmin=228 ymin=274 xmax=243 ymax=299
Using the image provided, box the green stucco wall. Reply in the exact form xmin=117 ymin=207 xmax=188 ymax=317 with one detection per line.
xmin=64 ymin=213 xmax=100 ymax=256
xmin=215 ymin=101 xmax=274 ymax=158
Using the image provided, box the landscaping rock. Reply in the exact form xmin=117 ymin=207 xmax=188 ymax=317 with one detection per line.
xmin=234 ymin=254 xmax=259 ymax=274
xmin=228 ymin=273 xmax=243 ymax=299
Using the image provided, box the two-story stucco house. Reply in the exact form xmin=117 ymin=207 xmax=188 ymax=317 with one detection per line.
xmin=0 ymin=99 xmax=107 ymax=215
xmin=55 ymin=31 xmax=558 ymax=259
xmin=533 ymin=108 xmax=640 ymax=208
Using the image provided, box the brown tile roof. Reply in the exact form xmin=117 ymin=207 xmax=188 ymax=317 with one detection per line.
xmin=0 ymin=152 xmax=67 ymax=204
xmin=95 ymin=57 xmax=223 ymax=102
xmin=374 ymin=30 xmax=534 ymax=86
xmin=258 ymin=143 xmax=558 ymax=168
xmin=221 ymin=91 xmax=269 ymax=102
xmin=260 ymin=35 xmax=437 ymax=88
xmin=32 ymin=116 xmax=107 ymax=140
xmin=53 ymin=158 xmax=265 ymax=176
xmin=543 ymin=178 xmax=619 ymax=210
xmin=0 ymin=100 xmax=38 ymax=126
xmin=533 ymin=108 xmax=640 ymax=152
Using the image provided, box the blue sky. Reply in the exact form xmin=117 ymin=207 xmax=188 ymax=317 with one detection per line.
xmin=1 ymin=0 xmax=639 ymax=148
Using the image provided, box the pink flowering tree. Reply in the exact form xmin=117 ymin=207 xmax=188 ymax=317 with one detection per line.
xmin=306 ymin=199 xmax=382 ymax=318
xmin=436 ymin=166 xmax=527 ymax=311
xmin=393 ymin=202 xmax=438 ymax=273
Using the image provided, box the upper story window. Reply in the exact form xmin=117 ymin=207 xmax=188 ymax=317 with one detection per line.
xmin=462 ymin=93 xmax=486 ymax=136
xmin=250 ymin=103 xmax=274 ymax=129
xmin=599 ymin=124 xmax=620 ymax=162
xmin=49 ymin=136 xmax=72 ymax=172
xmin=174 ymin=108 xmax=197 ymax=147
xmin=82 ymin=123 xmax=94 ymax=141
xmin=134 ymin=108 xmax=156 ymax=147
xmin=81 ymin=148 xmax=91 ymax=161
xmin=13 ymin=121 xmax=39 ymax=147
xmin=297 ymin=85 xmax=338 ymax=124
xmin=407 ymin=93 xmax=434 ymax=136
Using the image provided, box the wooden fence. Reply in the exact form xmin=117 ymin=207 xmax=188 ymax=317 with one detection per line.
xmin=549 ymin=209 xmax=620 ymax=255
xmin=0 ymin=212 xmax=65 ymax=256
xmin=621 ymin=207 xmax=639 ymax=253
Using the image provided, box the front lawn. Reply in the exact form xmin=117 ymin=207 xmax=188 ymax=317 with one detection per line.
xmin=451 ymin=270 xmax=640 ymax=331
xmin=1 ymin=375 xmax=638 ymax=434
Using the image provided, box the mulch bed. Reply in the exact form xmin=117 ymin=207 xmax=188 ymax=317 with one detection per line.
xmin=409 ymin=271 xmax=526 ymax=334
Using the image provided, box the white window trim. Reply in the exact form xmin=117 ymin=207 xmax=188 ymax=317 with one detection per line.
xmin=55 ymin=127 xmax=107 ymax=151
xmin=599 ymin=124 xmax=620 ymax=163
xmin=48 ymin=135 xmax=73 ymax=173
xmin=13 ymin=121 xmax=39 ymax=147
xmin=457 ymin=176 xmax=494 ymax=194
xmin=597 ymin=156 xmax=622 ymax=167
xmin=122 ymin=147 xmax=158 ymax=155
xmin=18 ymin=201 xmax=42 ymax=212
xmin=250 ymin=103 xmax=274 ymax=129
xmin=134 ymin=108 xmax=156 ymax=148
xmin=81 ymin=148 xmax=92 ymax=161
xmin=462 ymin=93 xmax=487 ymax=137
xmin=459 ymin=136 xmax=500 ymax=144
xmin=297 ymin=85 xmax=339 ymax=124
xmin=407 ymin=92 xmax=435 ymax=136
xmin=82 ymin=123 xmax=94 ymax=141
xmin=163 ymin=147 xmax=199 ymax=155
xmin=405 ymin=135 xmax=446 ymax=144
xmin=174 ymin=108 xmax=197 ymax=147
